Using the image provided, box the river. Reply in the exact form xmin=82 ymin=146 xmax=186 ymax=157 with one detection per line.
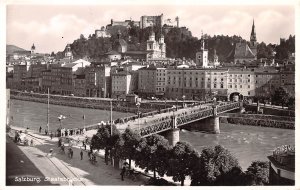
xmin=10 ymin=99 xmax=294 ymax=170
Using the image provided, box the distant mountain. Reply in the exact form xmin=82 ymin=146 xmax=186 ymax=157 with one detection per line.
xmin=6 ymin=44 xmax=27 ymax=55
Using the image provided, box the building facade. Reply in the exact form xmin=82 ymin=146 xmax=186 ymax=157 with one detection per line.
xmin=85 ymin=63 xmax=111 ymax=98
xmin=140 ymin=14 xmax=164 ymax=29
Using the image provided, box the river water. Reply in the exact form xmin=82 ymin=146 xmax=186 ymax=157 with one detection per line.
xmin=10 ymin=99 xmax=294 ymax=170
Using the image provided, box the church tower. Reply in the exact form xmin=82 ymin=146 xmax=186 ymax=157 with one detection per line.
xmin=249 ymin=19 xmax=258 ymax=57
xmin=31 ymin=43 xmax=35 ymax=54
xmin=196 ymin=31 xmax=208 ymax=68
xmin=64 ymin=44 xmax=73 ymax=59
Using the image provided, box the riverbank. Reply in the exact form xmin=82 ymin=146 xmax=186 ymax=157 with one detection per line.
xmin=10 ymin=90 xmax=171 ymax=114
xmin=220 ymin=113 xmax=295 ymax=130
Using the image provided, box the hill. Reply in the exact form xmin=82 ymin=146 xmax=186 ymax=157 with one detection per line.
xmin=6 ymin=44 xmax=27 ymax=55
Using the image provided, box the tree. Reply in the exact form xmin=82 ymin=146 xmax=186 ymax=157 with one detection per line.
xmin=214 ymin=166 xmax=246 ymax=186
xmin=135 ymin=134 xmax=171 ymax=179
xmin=271 ymin=87 xmax=291 ymax=108
xmin=120 ymin=128 xmax=141 ymax=169
xmin=167 ymin=141 xmax=200 ymax=186
xmin=90 ymin=125 xmax=121 ymax=164
xmin=91 ymin=125 xmax=110 ymax=163
xmin=191 ymin=145 xmax=240 ymax=185
xmin=244 ymin=161 xmax=269 ymax=185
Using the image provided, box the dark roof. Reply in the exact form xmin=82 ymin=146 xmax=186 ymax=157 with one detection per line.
xmin=234 ymin=42 xmax=255 ymax=58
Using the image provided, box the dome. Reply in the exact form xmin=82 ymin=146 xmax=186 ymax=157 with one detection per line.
xmin=31 ymin=43 xmax=36 ymax=50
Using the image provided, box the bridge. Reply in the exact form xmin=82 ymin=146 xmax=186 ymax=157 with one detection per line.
xmin=86 ymin=101 xmax=243 ymax=146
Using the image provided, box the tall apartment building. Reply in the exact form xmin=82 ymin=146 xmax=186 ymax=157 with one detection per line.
xmin=138 ymin=65 xmax=157 ymax=97
xmin=41 ymin=64 xmax=73 ymax=95
xmin=111 ymin=70 xmax=138 ymax=99
xmin=85 ymin=63 xmax=111 ymax=98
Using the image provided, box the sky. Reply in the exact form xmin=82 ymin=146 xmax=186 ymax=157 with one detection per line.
xmin=6 ymin=3 xmax=295 ymax=54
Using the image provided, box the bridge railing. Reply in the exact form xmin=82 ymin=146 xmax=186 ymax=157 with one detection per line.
xmin=216 ymin=102 xmax=240 ymax=113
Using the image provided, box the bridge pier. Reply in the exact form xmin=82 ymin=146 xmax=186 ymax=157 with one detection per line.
xmin=210 ymin=116 xmax=220 ymax=134
xmin=165 ymin=128 xmax=180 ymax=146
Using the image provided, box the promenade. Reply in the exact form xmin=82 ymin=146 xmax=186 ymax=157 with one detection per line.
xmin=7 ymin=126 xmax=147 ymax=186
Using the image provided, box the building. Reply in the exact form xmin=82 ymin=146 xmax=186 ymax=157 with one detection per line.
xmin=41 ymin=64 xmax=73 ymax=95
xmin=113 ymin=32 xmax=128 ymax=53
xmin=95 ymin=26 xmax=111 ymax=38
xmin=111 ymin=70 xmax=138 ymax=99
xmin=165 ymin=67 xmax=207 ymax=100
xmin=108 ymin=19 xmax=140 ymax=28
xmin=280 ymin=70 xmax=295 ymax=97
xmin=31 ymin=43 xmax=35 ymax=54
xmin=105 ymin=50 xmax=122 ymax=61
xmin=227 ymin=69 xmax=256 ymax=100
xmin=64 ymin=44 xmax=73 ymax=59
xmin=146 ymin=31 xmax=166 ymax=61
xmin=195 ymin=34 xmax=208 ymax=68
xmin=85 ymin=63 xmax=111 ymax=98
xmin=254 ymin=69 xmax=281 ymax=98
xmin=62 ymin=59 xmax=91 ymax=72
xmin=227 ymin=20 xmax=258 ymax=64
xmin=12 ymin=64 xmax=29 ymax=90
xmin=268 ymin=145 xmax=294 ymax=185
xmin=138 ymin=65 xmax=157 ymax=97
xmin=140 ymin=14 xmax=164 ymax=29
xmin=74 ymin=74 xmax=86 ymax=97
xmin=155 ymin=68 xmax=167 ymax=97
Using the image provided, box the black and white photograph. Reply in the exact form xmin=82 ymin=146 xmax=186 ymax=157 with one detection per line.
xmin=2 ymin=0 xmax=298 ymax=188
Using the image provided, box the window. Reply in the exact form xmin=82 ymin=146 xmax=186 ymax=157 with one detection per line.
xmin=230 ymin=79 xmax=232 ymax=82
xmin=221 ymin=84 xmax=224 ymax=88
xmin=221 ymin=78 xmax=223 ymax=81
xmin=240 ymin=85 xmax=242 ymax=88
xmin=229 ymin=85 xmax=232 ymax=88
xmin=248 ymin=79 xmax=250 ymax=82
xmin=248 ymin=85 xmax=250 ymax=88
xmin=214 ymin=84 xmax=217 ymax=88
xmin=248 ymin=92 xmax=250 ymax=96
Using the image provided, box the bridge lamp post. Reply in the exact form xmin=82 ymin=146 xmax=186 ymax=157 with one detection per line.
xmin=136 ymin=102 xmax=141 ymax=132
xmin=182 ymin=95 xmax=186 ymax=108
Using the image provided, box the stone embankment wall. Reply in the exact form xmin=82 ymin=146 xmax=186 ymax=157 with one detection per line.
xmin=220 ymin=114 xmax=294 ymax=130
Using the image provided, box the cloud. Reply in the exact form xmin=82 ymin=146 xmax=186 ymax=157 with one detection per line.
xmin=7 ymin=14 xmax=98 ymax=53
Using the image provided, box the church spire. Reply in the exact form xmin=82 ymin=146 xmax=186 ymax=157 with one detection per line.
xmin=250 ymin=19 xmax=256 ymax=42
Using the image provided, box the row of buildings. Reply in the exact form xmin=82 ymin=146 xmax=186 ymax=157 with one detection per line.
xmin=7 ymin=20 xmax=294 ymax=101
xmin=7 ymin=55 xmax=295 ymax=101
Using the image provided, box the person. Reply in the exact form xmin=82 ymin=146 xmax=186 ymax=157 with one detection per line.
xmin=39 ymin=126 xmax=42 ymax=133
xmin=30 ymin=139 xmax=34 ymax=146
xmin=120 ymin=165 xmax=126 ymax=181
xmin=50 ymin=132 xmax=53 ymax=140
xmin=80 ymin=150 xmax=83 ymax=160
xmin=70 ymin=149 xmax=73 ymax=159
xmin=58 ymin=138 xmax=62 ymax=147
xmin=45 ymin=129 xmax=48 ymax=135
